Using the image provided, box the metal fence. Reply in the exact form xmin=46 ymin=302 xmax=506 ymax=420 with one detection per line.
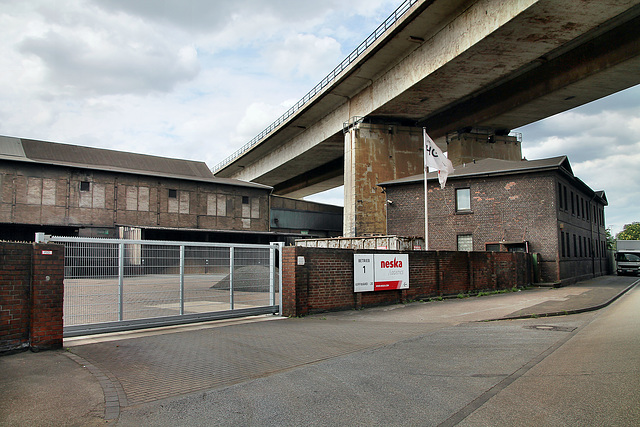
xmin=35 ymin=234 xmax=283 ymax=337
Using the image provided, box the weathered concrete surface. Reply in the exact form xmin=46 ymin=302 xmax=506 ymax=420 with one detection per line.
xmin=216 ymin=0 xmax=640 ymax=206
xmin=0 ymin=351 xmax=105 ymax=426
xmin=448 ymin=132 xmax=522 ymax=166
xmin=344 ymin=123 xmax=423 ymax=236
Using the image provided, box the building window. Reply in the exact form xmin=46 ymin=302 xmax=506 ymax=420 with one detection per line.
xmin=573 ymin=234 xmax=577 ymax=258
xmin=586 ymin=202 xmax=590 ymax=221
xmin=486 ymin=243 xmax=501 ymax=252
xmin=457 ymin=234 xmax=473 ymax=251
xmin=563 ymin=186 xmax=568 ymax=211
xmin=571 ymin=191 xmax=575 ymax=215
xmin=168 ymin=189 xmax=177 ymax=198
xmin=455 ymin=188 xmax=471 ymax=212
xmin=558 ymin=183 xmax=563 ymax=210
xmin=579 ymin=236 xmax=583 ymax=257
xmin=241 ymin=196 xmax=250 ymax=218
xmin=80 ymin=181 xmax=90 ymax=192
xmin=561 ymin=232 xmax=566 ymax=258
xmin=577 ymin=197 xmax=581 ymax=219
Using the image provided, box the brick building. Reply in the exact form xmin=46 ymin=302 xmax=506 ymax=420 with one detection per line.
xmin=380 ymin=156 xmax=609 ymax=285
xmin=0 ymin=136 xmax=340 ymax=243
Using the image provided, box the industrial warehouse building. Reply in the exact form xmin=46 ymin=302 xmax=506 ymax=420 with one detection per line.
xmin=0 ymin=134 xmax=611 ymax=286
xmin=0 ymin=136 xmax=341 ymax=243
xmin=380 ymin=156 xmax=609 ymax=285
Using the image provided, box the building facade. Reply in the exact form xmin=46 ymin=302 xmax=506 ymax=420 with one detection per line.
xmin=380 ymin=156 xmax=609 ymax=285
xmin=0 ymin=136 xmax=343 ymax=243
xmin=0 ymin=136 xmax=275 ymax=242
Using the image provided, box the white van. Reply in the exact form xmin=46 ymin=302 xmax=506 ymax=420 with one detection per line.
xmin=615 ymin=240 xmax=640 ymax=276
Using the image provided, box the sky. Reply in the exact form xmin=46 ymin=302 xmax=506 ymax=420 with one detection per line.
xmin=1 ymin=0 xmax=638 ymax=236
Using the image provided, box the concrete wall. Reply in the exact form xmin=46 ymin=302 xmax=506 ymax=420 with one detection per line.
xmin=447 ymin=132 xmax=522 ymax=166
xmin=344 ymin=123 xmax=423 ymax=237
xmin=282 ymin=246 xmax=532 ymax=317
xmin=0 ymin=242 xmax=64 ymax=353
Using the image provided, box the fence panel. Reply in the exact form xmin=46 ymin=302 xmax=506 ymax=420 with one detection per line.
xmin=36 ymin=234 xmax=282 ymax=337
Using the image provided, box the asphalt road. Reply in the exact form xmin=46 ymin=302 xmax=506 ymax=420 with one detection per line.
xmin=458 ymin=284 xmax=640 ymax=426
xmin=115 ymin=286 xmax=640 ymax=426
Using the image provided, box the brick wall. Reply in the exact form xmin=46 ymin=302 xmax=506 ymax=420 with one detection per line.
xmin=0 ymin=242 xmax=64 ymax=353
xmin=0 ymin=244 xmax=31 ymax=352
xmin=282 ymin=246 xmax=532 ymax=317
xmin=0 ymin=160 xmax=271 ymax=236
xmin=385 ymin=170 xmax=609 ymax=285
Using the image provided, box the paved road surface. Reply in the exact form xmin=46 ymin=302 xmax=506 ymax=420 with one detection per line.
xmin=459 ymin=283 xmax=640 ymax=426
xmin=1 ymin=275 xmax=637 ymax=426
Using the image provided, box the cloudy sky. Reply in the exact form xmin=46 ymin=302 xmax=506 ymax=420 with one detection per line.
xmin=1 ymin=0 xmax=638 ymax=236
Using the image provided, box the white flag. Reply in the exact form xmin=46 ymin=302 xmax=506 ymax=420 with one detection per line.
xmin=423 ymin=129 xmax=454 ymax=189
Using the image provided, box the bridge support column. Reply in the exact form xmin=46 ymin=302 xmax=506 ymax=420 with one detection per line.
xmin=447 ymin=130 xmax=522 ymax=166
xmin=344 ymin=123 xmax=423 ymax=237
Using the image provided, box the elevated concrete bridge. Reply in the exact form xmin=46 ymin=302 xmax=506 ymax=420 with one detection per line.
xmin=214 ymin=0 xmax=640 ymax=236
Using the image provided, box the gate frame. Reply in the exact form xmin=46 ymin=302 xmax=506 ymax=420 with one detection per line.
xmin=35 ymin=233 xmax=284 ymax=337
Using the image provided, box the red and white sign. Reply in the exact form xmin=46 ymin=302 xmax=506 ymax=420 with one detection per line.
xmin=374 ymin=254 xmax=409 ymax=291
xmin=354 ymin=254 xmax=409 ymax=292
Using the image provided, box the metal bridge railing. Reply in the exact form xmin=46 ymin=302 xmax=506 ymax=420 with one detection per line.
xmin=213 ymin=0 xmax=420 ymax=173
xmin=35 ymin=234 xmax=283 ymax=337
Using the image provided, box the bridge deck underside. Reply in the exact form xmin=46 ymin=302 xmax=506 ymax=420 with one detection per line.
xmin=217 ymin=0 xmax=640 ymax=198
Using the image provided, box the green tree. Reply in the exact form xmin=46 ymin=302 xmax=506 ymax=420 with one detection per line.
xmin=616 ymin=222 xmax=640 ymax=241
xmin=605 ymin=228 xmax=615 ymax=250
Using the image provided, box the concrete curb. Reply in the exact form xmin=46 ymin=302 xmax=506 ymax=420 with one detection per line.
xmin=487 ymin=279 xmax=639 ymax=322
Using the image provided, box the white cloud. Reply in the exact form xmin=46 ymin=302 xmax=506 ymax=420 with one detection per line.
xmin=234 ymin=102 xmax=290 ymax=145
xmin=15 ymin=8 xmax=199 ymax=97
xmin=304 ymin=186 xmax=345 ymax=207
xmin=266 ymin=33 xmax=343 ymax=80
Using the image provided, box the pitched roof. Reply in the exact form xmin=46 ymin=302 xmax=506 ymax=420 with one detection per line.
xmin=379 ymin=156 xmax=606 ymax=204
xmin=379 ymin=156 xmax=572 ymax=186
xmin=0 ymin=135 xmax=271 ymax=190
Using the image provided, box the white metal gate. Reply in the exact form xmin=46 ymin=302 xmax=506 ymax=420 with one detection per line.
xmin=35 ymin=234 xmax=283 ymax=337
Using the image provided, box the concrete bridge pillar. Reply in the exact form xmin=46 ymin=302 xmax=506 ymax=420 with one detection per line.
xmin=344 ymin=122 xmax=423 ymax=237
xmin=447 ymin=130 xmax=522 ymax=166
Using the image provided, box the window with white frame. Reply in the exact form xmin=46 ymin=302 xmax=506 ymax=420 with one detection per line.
xmin=456 ymin=188 xmax=471 ymax=212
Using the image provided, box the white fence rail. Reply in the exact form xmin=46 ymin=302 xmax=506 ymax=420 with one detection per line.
xmin=35 ymin=234 xmax=283 ymax=337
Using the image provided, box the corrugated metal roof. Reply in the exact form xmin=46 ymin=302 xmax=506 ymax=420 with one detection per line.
xmin=20 ymin=138 xmax=213 ymax=178
xmin=0 ymin=136 xmax=26 ymax=158
xmin=0 ymin=136 xmax=271 ymax=190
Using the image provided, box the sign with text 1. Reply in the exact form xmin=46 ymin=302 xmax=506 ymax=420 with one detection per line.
xmin=354 ymin=254 xmax=375 ymax=292
xmin=353 ymin=254 xmax=409 ymax=292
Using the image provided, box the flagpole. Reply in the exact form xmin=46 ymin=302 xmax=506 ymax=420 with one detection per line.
xmin=423 ymin=128 xmax=454 ymax=252
xmin=423 ymin=128 xmax=429 ymax=250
